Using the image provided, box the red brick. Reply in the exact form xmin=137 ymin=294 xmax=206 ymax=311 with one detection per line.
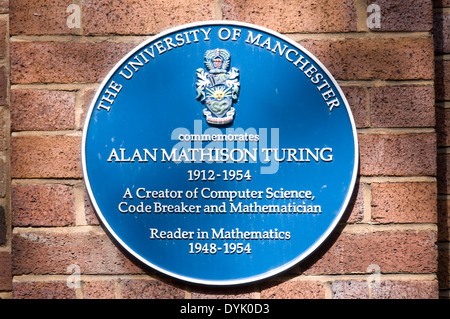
xmin=13 ymin=281 xmax=76 ymax=299
xmin=81 ymin=88 xmax=97 ymax=129
xmin=11 ymin=90 xmax=76 ymax=131
xmin=0 ymin=158 xmax=5 ymax=197
xmin=434 ymin=12 xmax=450 ymax=53
xmin=346 ymin=183 xmax=365 ymax=223
xmin=10 ymin=0 xmax=79 ymax=35
xmin=369 ymin=86 xmax=435 ymax=128
xmin=0 ymin=108 xmax=6 ymax=150
xmin=300 ymin=38 xmax=434 ymax=81
xmin=341 ymin=86 xmax=369 ymax=128
xmin=11 ymin=135 xmax=82 ymax=179
xmin=359 ymin=133 xmax=436 ymax=176
xmin=84 ymin=189 xmax=99 ymax=226
xmin=10 ymin=41 xmax=137 ymax=84
xmin=12 ymin=231 xmax=143 ymax=275
xmin=435 ymin=60 xmax=450 ymax=101
xmin=0 ymin=19 xmax=6 ymax=59
xmin=0 ymin=1 xmax=7 ymax=14
xmin=367 ymin=0 xmax=433 ymax=32
xmin=332 ymin=280 xmax=369 ymax=299
xmin=120 ymin=279 xmax=185 ymax=299
xmin=0 ymin=252 xmax=11 ymax=290
xmin=82 ymin=280 xmax=116 ymax=299
xmin=260 ymin=280 xmax=325 ymax=299
xmin=303 ymin=230 xmax=437 ymax=275
xmin=371 ymin=182 xmax=437 ymax=224
xmin=0 ymin=66 xmax=7 ymax=105
xmin=222 ymin=0 xmax=357 ymax=33
xmin=0 ymin=206 xmax=5 ymax=245
xmin=12 ymin=184 xmax=76 ymax=227
xmin=83 ymin=0 xmax=215 ymax=35
xmin=434 ymin=0 xmax=450 ymax=7
xmin=438 ymin=199 xmax=450 ymax=241
xmin=437 ymin=153 xmax=450 ymax=194
xmin=372 ymin=280 xmax=439 ymax=299
xmin=438 ymin=246 xmax=449 ymax=290
xmin=436 ymin=107 xmax=450 ymax=147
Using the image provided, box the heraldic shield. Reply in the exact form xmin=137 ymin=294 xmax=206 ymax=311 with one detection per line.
xmin=196 ymin=48 xmax=240 ymax=125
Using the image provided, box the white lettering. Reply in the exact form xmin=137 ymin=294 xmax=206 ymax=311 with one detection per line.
xmin=218 ymin=27 xmax=231 ymax=41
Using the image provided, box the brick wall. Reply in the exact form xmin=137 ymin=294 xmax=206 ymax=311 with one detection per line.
xmin=435 ymin=0 xmax=450 ymax=300
xmin=0 ymin=0 xmax=446 ymax=299
xmin=0 ymin=0 xmax=9 ymax=299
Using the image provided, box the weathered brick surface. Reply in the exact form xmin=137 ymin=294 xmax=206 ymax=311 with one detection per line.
xmin=120 ymin=279 xmax=185 ymax=299
xmin=13 ymin=281 xmax=76 ymax=299
xmin=260 ymin=280 xmax=325 ymax=299
xmin=437 ymin=153 xmax=450 ymax=194
xmin=359 ymin=134 xmax=436 ymax=176
xmin=438 ymin=245 xmax=449 ymax=290
xmin=437 ymin=107 xmax=450 ymax=147
xmin=438 ymin=199 xmax=449 ymax=242
xmin=84 ymin=190 xmax=99 ymax=226
xmin=0 ymin=108 xmax=6 ymax=150
xmin=0 ymin=1 xmax=7 ymax=13
xmin=369 ymin=86 xmax=435 ymax=128
xmin=83 ymin=0 xmax=215 ymax=35
xmin=11 ymin=135 xmax=82 ymax=179
xmin=10 ymin=42 xmax=137 ymax=84
xmin=0 ymin=18 xmax=6 ymax=58
xmin=0 ymin=206 xmax=5 ymax=245
xmin=332 ymin=280 xmax=369 ymax=299
xmin=0 ymin=66 xmax=7 ymax=105
xmin=434 ymin=12 xmax=450 ymax=53
xmin=222 ymin=0 xmax=357 ymax=33
xmin=11 ymin=90 xmax=75 ymax=131
xmin=10 ymin=0 xmax=76 ymax=35
xmin=81 ymin=88 xmax=97 ymax=129
xmin=0 ymin=0 xmax=8 ymax=296
xmin=0 ymin=158 xmax=5 ymax=197
xmin=300 ymin=38 xmax=434 ymax=81
xmin=371 ymin=182 xmax=437 ymax=224
xmin=372 ymin=280 xmax=439 ymax=299
xmin=434 ymin=0 xmax=450 ymax=7
xmin=82 ymin=280 xmax=116 ymax=299
xmin=346 ymin=183 xmax=364 ymax=223
xmin=341 ymin=86 xmax=368 ymax=128
xmin=12 ymin=184 xmax=76 ymax=227
xmin=3 ymin=0 xmax=442 ymax=300
xmin=0 ymin=252 xmax=11 ymax=290
xmin=12 ymin=231 xmax=143 ymax=275
xmin=435 ymin=60 xmax=450 ymax=101
xmin=302 ymin=230 xmax=437 ymax=275
xmin=367 ymin=0 xmax=433 ymax=32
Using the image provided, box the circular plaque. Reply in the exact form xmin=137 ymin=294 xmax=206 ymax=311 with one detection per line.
xmin=82 ymin=21 xmax=358 ymax=285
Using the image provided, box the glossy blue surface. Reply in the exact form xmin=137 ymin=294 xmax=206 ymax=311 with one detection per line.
xmin=83 ymin=22 xmax=358 ymax=285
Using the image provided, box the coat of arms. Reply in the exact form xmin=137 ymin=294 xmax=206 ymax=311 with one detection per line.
xmin=196 ymin=49 xmax=240 ymax=125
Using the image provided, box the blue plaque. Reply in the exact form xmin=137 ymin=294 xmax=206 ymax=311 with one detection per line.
xmin=82 ymin=21 xmax=358 ymax=285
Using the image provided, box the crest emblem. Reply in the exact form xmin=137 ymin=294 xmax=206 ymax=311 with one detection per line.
xmin=196 ymin=49 xmax=240 ymax=125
